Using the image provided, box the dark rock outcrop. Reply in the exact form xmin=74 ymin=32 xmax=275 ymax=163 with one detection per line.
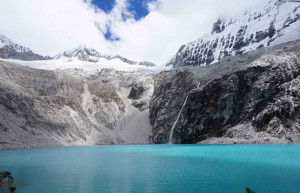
xmin=128 ymin=83 xmax=145 ymax=100
xmin=0 ymin=46 xmax=46 ymax=61
xmin=212 ymin=19 xmax=226 ymax=34
xmin=138 ymin=61 xmax=156 ymax=67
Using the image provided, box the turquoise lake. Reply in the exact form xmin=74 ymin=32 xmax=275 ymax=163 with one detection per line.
xmin=0 ymin=144 xmax=300 ymax=193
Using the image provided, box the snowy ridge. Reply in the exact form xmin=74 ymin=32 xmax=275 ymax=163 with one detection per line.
xmin=0 ymin=34 xmax=156 ymax=67
xmin=0 ymin=41 xmax=166 ymax=75
xmin=54 ymin=45 xmax=114 ymax=62
xmin=3 ymin=45 xmax=166 ymax=75
xmin=0 ymin=34 xmax=31 ymax=52
xmin=54 ymin=45 xmax=156 ymax=67
xmin=169 ymin=0 xmax=300 ymax=67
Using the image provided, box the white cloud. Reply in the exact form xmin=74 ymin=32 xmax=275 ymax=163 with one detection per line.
xmin=0 ymin=0 xmax=264 ymax=65
xmin=0 ymin=0 xmax=108 ymax=55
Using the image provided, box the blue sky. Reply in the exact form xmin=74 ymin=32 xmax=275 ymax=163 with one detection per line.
xmin=92 ymin=0 xmax=152 ymax=19
xmin=92 ymin=0 xmax=154 ymax=40
xmin=92 ymin=0 xmax=115 ymax=13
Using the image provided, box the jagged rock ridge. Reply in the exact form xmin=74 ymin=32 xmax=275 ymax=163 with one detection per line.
xmin=168 ymin=0 xmax=300 ymax=67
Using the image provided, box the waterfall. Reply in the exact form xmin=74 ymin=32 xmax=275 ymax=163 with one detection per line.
xmin=168 ymin=94 xmax=189 ymax=144
xmin=168 ymin=82 xmax=200 ymax=144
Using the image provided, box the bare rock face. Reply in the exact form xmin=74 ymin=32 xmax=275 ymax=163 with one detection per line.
xmin=0 ymin=61 xmax=154 ymax=150
xmin=0 ymin=61 xmax=89 ymax=149
xmin=149 ymin=70 xmax=196 ymax=143
xmin=150 ymin=40 xmax=300 ymax=144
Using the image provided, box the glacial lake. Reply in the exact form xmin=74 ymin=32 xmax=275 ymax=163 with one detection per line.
xmin=0 ymin=144 xmax=300 ymax=193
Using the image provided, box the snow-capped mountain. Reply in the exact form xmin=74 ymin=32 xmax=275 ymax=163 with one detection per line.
xmin=168 ymin=0 xmax=300 ymax=67
xmin=0 ymin=35 xmax=30 ymax=52
xmin=0 ymin=34 xmax=46 ymax=61
xmin=0 ymin=35 xmax=163 ymax=76
xmin=0 ymin=34 xmax=156 ymax=68
xmin=54 ymin=45 xmax=156 ymax=67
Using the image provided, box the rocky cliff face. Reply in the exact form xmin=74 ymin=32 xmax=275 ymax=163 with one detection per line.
xmin=150 ymin=40 xmax=300 ymax=144
xmin=168 ymin=0 xmax=300 ymax=67
xmin=0 ymin=61 xmax=154 ymax=150
xmin=0 ymin=35 xmax=46 ymax=61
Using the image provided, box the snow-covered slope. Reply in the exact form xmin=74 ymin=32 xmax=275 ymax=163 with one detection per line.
xmin=7 ymin=58 xmax=168 ymax=76
xmin=169 ymin=0 xmax=300 ymax=67
xmin=0 ymin=34 xmax=46 ymax=61
xmin=54 ymin=45 xmax=156 ymax=67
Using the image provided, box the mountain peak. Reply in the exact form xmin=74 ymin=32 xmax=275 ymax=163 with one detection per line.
xmin=54 ymin=45 xmax=106 ymax=61
xmin=168 ymin=0 xmax=300 ymax=67
xmin=0 ymin=34 xmax=46 ymax=61
xmin=0 ymin=34 xmax=31 ymax=53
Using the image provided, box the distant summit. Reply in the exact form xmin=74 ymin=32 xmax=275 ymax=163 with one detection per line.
xmin=54 ymin=45 xmax=156 ymax=67
xmin=0 ymin=35 xmax=156 ymax=67
xmin=0 ymin=35 xmax=47 ymax=61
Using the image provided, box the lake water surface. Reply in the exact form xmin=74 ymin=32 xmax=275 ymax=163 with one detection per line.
xmin=0 ymin=144 xmax=300 ymax=193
